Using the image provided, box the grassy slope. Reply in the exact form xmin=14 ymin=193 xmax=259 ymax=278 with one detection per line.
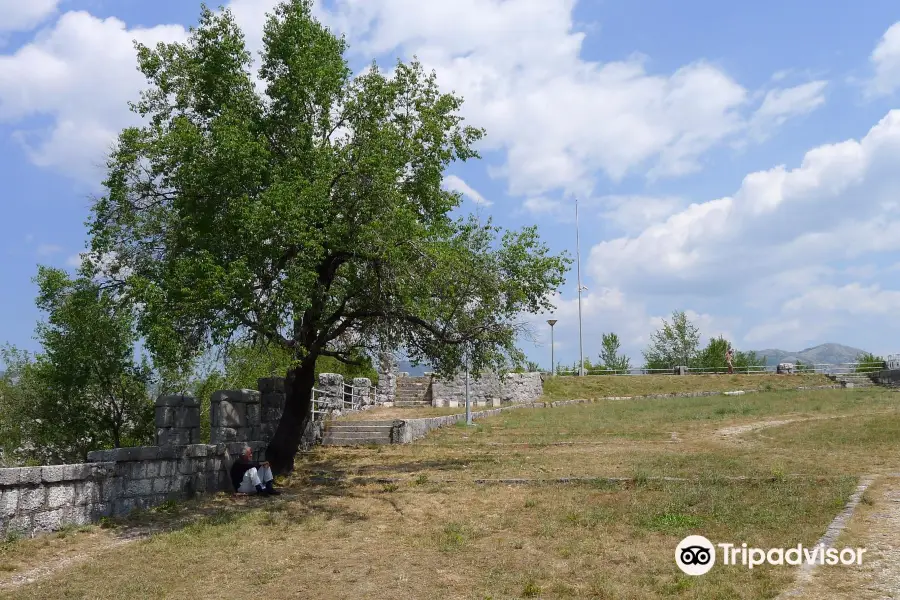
xmin=2 ymin=386 xmax=898 ymax=599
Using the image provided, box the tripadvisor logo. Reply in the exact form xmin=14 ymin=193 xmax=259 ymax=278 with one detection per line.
xmin=676 ymin=535 xmax=716 ymax=575
xmin=675 ymin=535 xmax=867 ymax=575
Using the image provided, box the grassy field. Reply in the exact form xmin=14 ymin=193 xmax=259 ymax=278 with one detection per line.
xmin=1 ymin=384 xmax=898 ymax=599
xmin=541 ymin=372 xmax=832 ymax=400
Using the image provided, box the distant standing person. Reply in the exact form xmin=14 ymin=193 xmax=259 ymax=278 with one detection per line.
xmin=725 ymin=347 xmax=734 ymax=374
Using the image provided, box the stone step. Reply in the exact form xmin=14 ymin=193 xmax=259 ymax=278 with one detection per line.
xmin=322 ymin=436 xmax=392 ymax=446
xmin=394 ymin=401 xmax=432 ymax=407
xmin=325 ymin=425 xmax=393 ymax=433
xmin=327 ymin=420 xmax=394 ymax=427
xmin=323 ymin=430 xmax=391 ymax=440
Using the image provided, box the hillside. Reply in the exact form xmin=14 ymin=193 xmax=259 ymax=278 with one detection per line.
xmin=751 ymin=343 xmax=868 ymax=366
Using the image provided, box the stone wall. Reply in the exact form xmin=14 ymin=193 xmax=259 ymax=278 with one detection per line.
xmin=431 ymin=372 xmax=543 ymax=407
xmin=0 ymin=372 xmax=372 ymax=538
xmin=0 ymin=441 xmax=266 ymax=538
xmin=375 ymin=351 xmax=397 ymax=405
xmin=871 ymin=369 xmax=900 ymax=387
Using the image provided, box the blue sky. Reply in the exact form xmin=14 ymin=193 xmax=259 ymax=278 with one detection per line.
xmin=2 ymin=0 xmax=900 ymax=369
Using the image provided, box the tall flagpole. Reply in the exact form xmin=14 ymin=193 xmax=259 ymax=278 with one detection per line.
xmin=575 ymin=198 xmax=585 ymax=376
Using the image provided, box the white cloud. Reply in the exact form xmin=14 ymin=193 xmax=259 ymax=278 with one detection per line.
xmin=747 ymin=80 xmax=827 ymax=141
xmin=0 ymin=0 xmax=59 ymax=33
xmin=868 ymin=21 xmax=900 ymax=97
xmin=784 ymin=283 xmax=900 ymax=316
xmin=0 ymin=12 xmax=188 ymax=183
xmin=596 ymin=195 xmax=682 ymax=233
xmin=588 ymin=110 xmax=900 ymax=296
xmin=443 ymin=175 xmax=491 ymax=206
xmin=35 ymin=243 xmax=61 ymax=257
xmin=522 ymin=196 xmax=564 ymax=216
xmin=0 ymin=1 xmax=825 ymax=195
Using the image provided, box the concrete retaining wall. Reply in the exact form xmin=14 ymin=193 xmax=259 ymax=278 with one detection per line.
xmin=431 ymin=372 xmax=543 ymax=407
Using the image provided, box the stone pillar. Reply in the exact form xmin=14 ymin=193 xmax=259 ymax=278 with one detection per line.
xmin=318 ymin=373 xmax=345 ymax=412
xmin=376 ymin=351 xmax=397 ymax=405
xmin=352 ymin=377 xmax=372 ymax=407
xmin=209 ymin=389 xmax=261 ymax=444
xmin=258 ymin=377 xmax=286 ymax=444
xmin=673 ymin=366 xmax=687 ymax=375
xmin=155 ymin=395 xmax=200 ymax=446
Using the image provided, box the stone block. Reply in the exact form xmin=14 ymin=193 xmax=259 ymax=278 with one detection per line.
xmin=7 ymin=515 xmax=32 ymax=535
xmin=158 ymin=429 xmax=191 ymax=446
xmin=33 ymin=508 xmax=69 ymax=532
xmin=70 ymin=504 xmax=93 ymax=526
xmin=18 ymin=487 xmax=45 ymax=511
xmin=174 ymin=407 xmax=201 ymax=429
xmin=183 ymin=445 xmax=211 ymax=458
xmin=41 ymin=465 xmax=67 ymax=483
xmin=155 ymin=406 xmax=175 ymax=428
xmin=212 ymin=400 xmax=246 ymax=428
xmin=0 ymin=468 xmax=20 ymax=486
xmin=144 ymin=462 xmax=160 ymax=479
xmin=74 ymin=481 xmax=99 ymax=506
xmin=491 ymin=397 xmax=502 ymax=408
xmin=124 ymin=478 xmax=153 ymax=497
xmin=62 ymin=464 xmax=94 ymax=481
xmin=258 ymin=377 xmax=285 ymax=394
xmin=91 ymin=503 xmax=112 ymax=518
xmin=113 ymin=498 xmax=136 ymax=517
xmin=18 ymin=467 xmax=42 ymax=485
xmin=152 ymin=478 xmax=171 ymax=494
xmin=101 ymin=478 xmax=124 ymax=502
xmin=0 ymin=488 xmax=18 ymax=517
xmin=211 ymin=427 xmax=239 ymax=444
xmin=46 ymin=484 xmax=75 ymax=509
xmin=246 ymin=403 xmax=260 ymax=427
xmin=157 ymin=446 xmax=177 ymax=460
xmin=129 ymin=463 xmax=147 ymax=480
xmin=261 ymin=393 xmax=285 ymax=412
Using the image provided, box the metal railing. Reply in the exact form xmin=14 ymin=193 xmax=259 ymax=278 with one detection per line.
xmin=309 ymin=382 xmax=377 ymax=420
xmin=550 ymin=361 xmax=891 ymax=377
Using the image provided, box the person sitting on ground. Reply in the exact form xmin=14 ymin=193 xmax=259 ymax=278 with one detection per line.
xmin=230 ymin=445 xmax=281 ymax=496
xmin=725 ymin=347 xmax=735 ymax=375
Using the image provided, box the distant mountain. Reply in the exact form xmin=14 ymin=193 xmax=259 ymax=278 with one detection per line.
xmin=749 ymin=343 xmax=869 ymax=367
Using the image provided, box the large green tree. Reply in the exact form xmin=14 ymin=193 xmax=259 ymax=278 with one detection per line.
xmin=0 ymin=268 xmax=154 ymax=464
xmin=87 ymin=1 xmax=569 ymax=473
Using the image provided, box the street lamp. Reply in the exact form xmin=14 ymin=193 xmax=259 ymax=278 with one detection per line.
xmin=575 ymin=198 xmax=586 ymax=376
xmin=547 ymin=319 xmax=558 ymax=375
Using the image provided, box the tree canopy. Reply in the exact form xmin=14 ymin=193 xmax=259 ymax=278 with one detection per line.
xmin=86 ymin=0 xmax=569 ymax=471
xmin=0 ymin=268 xmax=154 ymax=465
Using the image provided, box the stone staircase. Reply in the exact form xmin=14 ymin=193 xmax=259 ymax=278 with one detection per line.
xmin=321 ymin=421 xmax=394 ymax=446
xmin=829 ymin=372 xmax=876 ymax=388
xmin=394 ymin=376 xmax=433 ymax=408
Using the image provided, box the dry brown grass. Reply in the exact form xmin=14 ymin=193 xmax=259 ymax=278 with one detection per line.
xmin=1 ymin=386 xmax=898 ymax=599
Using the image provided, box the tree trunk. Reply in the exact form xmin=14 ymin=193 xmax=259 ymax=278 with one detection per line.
xmin=265 ymin=358 xmax=316 ymax=475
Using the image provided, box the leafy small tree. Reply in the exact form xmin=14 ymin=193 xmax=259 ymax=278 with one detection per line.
xmin=87 ymin=1 xmax=569 ymax=473
xmin=855 ymin=352 xmax=885 ymax=373
xmin=598 ymin=332 xmax=631 ymax=374
xmin=697 ymin=336 xmax=730 ymax=372
xmin=642 ymin=310 xmax=701 ymax=370
xmin=0 ymin=267 xmax=154 ymax=464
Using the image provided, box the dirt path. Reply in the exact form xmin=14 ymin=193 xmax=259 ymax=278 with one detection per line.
xmin=778 ymin=477 xmax=900 ymax=599
xmin=0 ymin=535 xmax=143 ymax=592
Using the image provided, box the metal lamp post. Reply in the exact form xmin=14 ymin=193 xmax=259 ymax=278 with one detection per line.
xmin=465 ymin=345 xmax=472 ymax=426
xmin=547 ymin=319 xmax=558 ymax=375
xmin=575 ymin=198 xmax=586 ymax=376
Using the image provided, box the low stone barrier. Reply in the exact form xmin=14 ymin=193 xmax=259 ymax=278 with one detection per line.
xmin=0 ymin=439 xmax=267 ymax=538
